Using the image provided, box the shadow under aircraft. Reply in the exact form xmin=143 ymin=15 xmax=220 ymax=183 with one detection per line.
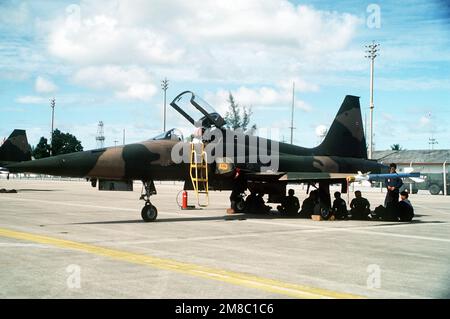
xmin=4 ymin=91 xmax=392 ymax=222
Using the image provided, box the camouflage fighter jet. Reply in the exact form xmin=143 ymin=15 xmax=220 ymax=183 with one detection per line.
xmin=4 ymin=91 xmax=390 ymax=222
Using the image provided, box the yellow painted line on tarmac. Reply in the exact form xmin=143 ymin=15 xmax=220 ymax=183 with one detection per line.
xmin=0 ymin=227 xmax=364 ymax=299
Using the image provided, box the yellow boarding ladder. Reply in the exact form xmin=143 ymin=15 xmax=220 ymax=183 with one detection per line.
xmin=189 ymin=142 xmax=209 ymax=207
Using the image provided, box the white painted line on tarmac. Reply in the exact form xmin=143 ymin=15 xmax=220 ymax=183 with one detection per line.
xmin=0 ymin=242 xmax=53 ymax=248
xmin=0 ymin=196 xmax=191 ymax=216
xmin=2 ymin=196 xmax=449 ymax=243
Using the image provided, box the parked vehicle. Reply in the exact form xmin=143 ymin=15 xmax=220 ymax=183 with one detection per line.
xmin=409 ymin=173 xmax=449 ymax=195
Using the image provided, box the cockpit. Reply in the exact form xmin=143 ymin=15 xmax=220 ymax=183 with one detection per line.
xmin=170 ymin=91 xmax=225 ymax=129
xmin=149 ymin=92 xmax=225 ymax=143
xmin=150 ymin=128 xmax=184 ymax=141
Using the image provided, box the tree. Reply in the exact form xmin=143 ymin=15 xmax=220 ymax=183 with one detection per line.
xmin=390 ymin=144 xmax=403 ymax=151
xmin=224 ymin=93 xmax=256 ymax=132
xmin=51 ymin=129 xmax=83 ymax=155
xmin=32 ymin=137 xmax=51 ymax=159
xmin=32 ymin=129 xmax=83 ymax=159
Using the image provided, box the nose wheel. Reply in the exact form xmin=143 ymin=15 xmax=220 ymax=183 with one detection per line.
xmin=141 ymin=202 xmax=158 ymax=222
xmin=140 ymin=180 xmax=158 ymax=222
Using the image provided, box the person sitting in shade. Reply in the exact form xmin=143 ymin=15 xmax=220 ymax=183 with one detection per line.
xmin=299 ymin=190 xmax=318 ymax=218
xmin=256 ymin=193 xmax=272 ymax=214
xmin=350 ymin=191 xmax=371 ymax=220
xmin=332 ymin=191 xmax=348 ymax=220
xmin=244 ymin=192 xmax=258 ymax=213
xmin=277 ymin=189 xmax=300 ymax=216
xmin=398 ymin=190 xmax=414 ymax=222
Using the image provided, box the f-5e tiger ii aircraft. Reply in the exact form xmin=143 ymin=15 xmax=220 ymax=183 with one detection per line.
xmin=4 ymin=91 xmax=393 ymax=222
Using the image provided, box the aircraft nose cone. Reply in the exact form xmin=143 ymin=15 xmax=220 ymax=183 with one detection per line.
xmin=6 ymin=150 xmax=102 ymax=177
xmin=7 ymin=156 xmax=63 ymax=175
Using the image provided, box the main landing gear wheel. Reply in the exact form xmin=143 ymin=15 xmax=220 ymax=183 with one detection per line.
xmin=235 ymin=196 xmax=246 ymax=212
xmin=141 ymin=203 xmax=158 ymax=222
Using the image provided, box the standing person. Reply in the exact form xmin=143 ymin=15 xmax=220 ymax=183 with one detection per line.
xmin=229 ymin=168 xmax=247 ymax=213
xmin=384 ymin=163 xmax=403 ymax=210
xmin=332 ymin=191 xmax=348 ymax=220
xmin=350 ymin=191 xmax=371 ymax=220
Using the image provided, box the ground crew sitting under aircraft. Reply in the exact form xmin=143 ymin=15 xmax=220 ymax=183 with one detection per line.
xmin=398 ymin=190 xmax=414 ymax=222
xmin=299 ymin=190 xmax=318 ymax=218
xmin=350 ymin=190 xmax=371 ymax=220
xmin=245 ymin=192 xmax=271 ymax=214
xmin=277 ymin=189 xmax=300 ymax=215
xmin=256 ymin=193 xmax=272 ymax=214
xmin=332 ymin=191 xmax=348 ymax=219
xmin=245 ymin=192 xmax=258 ymax=213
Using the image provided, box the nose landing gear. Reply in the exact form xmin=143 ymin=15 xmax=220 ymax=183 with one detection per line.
xmin=140 ymin=181 xmax=158 ymax=222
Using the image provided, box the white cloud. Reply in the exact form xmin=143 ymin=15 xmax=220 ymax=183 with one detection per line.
xmin=43 ymin=0 xmax=361 ymax=83
xmin=277 ymin=77 xmax=320 ymax=93
xmin=204 ymin=85 xmax=313 ymax=115
xmin=35 ymin=76 xmax=57 ymax=93
xmin=378 ymin=78 xmax=450 ymax=91
xmin=296 ymin=100 xmax=312 ymax=112
xmin=47 ymin=11 xmax=183 ymax=65
xmin=15 ymin=96 xmax=46 ymax=104
xmin=116 ymin=83 xmax=157 ymax=101
xmin=419 ymin=116 xmax=431 ymax=127
xmin=72 ymin=66 xmax=157 ymax=101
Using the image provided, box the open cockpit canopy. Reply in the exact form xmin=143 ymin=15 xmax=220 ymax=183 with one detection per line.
xmin=170 ymin=91 xmax=225 ymax=129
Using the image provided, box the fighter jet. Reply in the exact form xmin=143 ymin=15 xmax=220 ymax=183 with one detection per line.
xmin=4 ymin=91 xmax=398 ymax=222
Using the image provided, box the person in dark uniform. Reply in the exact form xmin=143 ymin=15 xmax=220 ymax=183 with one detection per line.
xmin=398 ymin=190 xmax=414 ymax=222
xmin=277 ymin=189 xmax=300 ymax=215
xmin=255 ymin=193 xmax=272 ymax=214
xmin=384 ymin=163 xmax=403 ymax=210
xmin=350 ymin=190 xmax=371 ymax=220
xmin=245 ymin=192 xmax=258 ymax=213
xmin=229 ymin=168 xmax=247 ymax=213
xmin=299 ymin=190 xmax=318 ymax=218
xmin=332 ymin=191 xmax=348 ymax=219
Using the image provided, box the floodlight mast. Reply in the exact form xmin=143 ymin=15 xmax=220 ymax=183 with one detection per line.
xmin=161 ymin=78 xmax=169 ymax=132
xmin=50 ymin=97 xmax=55 ymax=156
xmin=365 ymin=41 xmax=379 ymax=159
xmin=289 ymin=82 xmax=295 ymax=145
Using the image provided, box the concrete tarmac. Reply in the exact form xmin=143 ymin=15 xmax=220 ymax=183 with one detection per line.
xmin=1 ymin=179 xmax=449 ymax=299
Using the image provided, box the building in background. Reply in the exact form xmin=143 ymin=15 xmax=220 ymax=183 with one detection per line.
xmin=374 ymin=150 xmax=449 ymax=195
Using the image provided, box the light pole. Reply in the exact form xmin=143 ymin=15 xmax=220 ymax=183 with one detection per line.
xmin=365 ymin=41 xmax=379 ymax=159
xmin=289 ymin=81 xmax=295 ymax=144
xmin=50 ymin=97 xmax=55 ymax=156
xmin=161 ymin=78 xmax=169 ymax=132
xmin=428 ymin=112 xmax=438 ymax=150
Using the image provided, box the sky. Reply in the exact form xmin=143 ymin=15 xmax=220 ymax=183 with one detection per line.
xmin=1 ymin=0 xmax=449 ymax=151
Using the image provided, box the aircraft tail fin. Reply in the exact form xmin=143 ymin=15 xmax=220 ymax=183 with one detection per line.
xmin=314 ymin=95 xmax=367 ymax=159
xmin=0 ymin=129 xmax=32 ymax=165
